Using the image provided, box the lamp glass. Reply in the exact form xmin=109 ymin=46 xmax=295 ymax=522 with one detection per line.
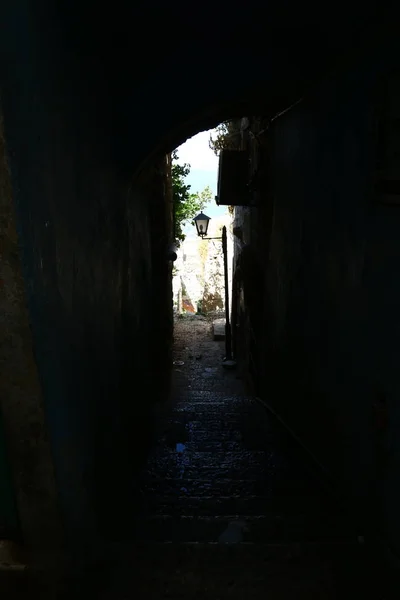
xmin=194 ymin=212 xmax=211 ymax=237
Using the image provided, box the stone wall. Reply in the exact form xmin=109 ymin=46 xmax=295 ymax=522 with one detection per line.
xmin=173 ymin=215 xmax=233 ymax=315
xmin=0 ymin=96 xmax=173 ymax=573
xmin=0 ymin=110 xmax=64 ymax=570
xmin=0 ymin=0 xmax=394 ymax=576
xmin=235 ymin=39 xmax=400 ymax=558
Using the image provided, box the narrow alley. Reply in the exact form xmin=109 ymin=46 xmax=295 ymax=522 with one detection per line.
xmin=3 ymin=8 xmax=400 ymax=597
xmin=100 ymin=316 xmax=370 ymax=599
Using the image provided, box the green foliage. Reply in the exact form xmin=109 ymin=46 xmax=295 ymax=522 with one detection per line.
xmin=172 ymin=150 xmax=212 ymax=245
xmin=208 ymin=120 xmax=242 ymax=155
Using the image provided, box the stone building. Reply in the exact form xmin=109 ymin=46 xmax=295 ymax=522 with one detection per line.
xmin=172 ymin=214 xmax=233 ymax=315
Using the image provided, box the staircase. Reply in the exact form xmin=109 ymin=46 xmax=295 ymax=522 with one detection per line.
xmin=102 ymin=317 xmax=367 ymax=599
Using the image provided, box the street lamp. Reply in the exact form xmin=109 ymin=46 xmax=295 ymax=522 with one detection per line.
xmin=193 ymin=212 xmax=235 ymax=368
xmin=194 ymin=212 xmax=211 ymax=238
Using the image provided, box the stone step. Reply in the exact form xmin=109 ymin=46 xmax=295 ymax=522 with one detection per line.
xmin=110 ymin=541 xmax=366 ymax=599
xmin=145 ymin=460 xmax=291 ymax=482
xmin=171 ymin=407 xmax=254 ymax=418
xmin=135 ymin=514 xmax=357 ymax=544
xmin=174 ymin=390 xmax=253 ymax=400
xmin=141 ymin=476 xmax=325 ymax=497
xmin=158 ymin=429 xmax=286 ymax=452
xmin=133 ymin=540 xmax=360 ymax=553
xmin=157 ymin=439 xmax=250 ymax=452
xmin=181 ymin=381 xmax=241 ymax=392
xmin=147 ymin=445 xmax=290 ymax=468
xmin=142 ymin=493 xmax=339 ymax=518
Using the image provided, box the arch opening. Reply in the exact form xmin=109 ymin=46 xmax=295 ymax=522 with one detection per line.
xmin=0 ymin=7 xmax=398 ymax=593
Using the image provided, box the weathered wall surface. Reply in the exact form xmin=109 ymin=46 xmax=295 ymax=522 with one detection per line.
xmin=0 ymin=0 xmax=394 ymax=575
xmin=173 ymin=215 xmax=232 ymax=315
xmin=0 ymin=112 xmax=64 ymax=570
xmin=259 ymin=41 xmax=400 ymax=556
xmin=0 ymin=20 xmax=173 ymax=570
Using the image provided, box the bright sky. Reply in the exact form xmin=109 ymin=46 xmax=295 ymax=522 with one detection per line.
xmin=177 ymin=130 xmax=219 ymax=172
xmin=176 ymin=129 xmax=228 ymax=236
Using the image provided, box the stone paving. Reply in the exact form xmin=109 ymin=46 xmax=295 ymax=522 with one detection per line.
xmin=101 ymin=315 xmax=371 ymax=599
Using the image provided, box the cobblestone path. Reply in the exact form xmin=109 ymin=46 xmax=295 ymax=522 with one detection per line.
xmin=103 ymin=316 xmax=369 ymax=599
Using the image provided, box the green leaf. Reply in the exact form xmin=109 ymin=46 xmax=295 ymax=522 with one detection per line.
xmin=172 ymin=154 xmax=213 ymax=245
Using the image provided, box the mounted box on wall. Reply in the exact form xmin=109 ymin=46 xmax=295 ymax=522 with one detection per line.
xmin=215 ymin=149 xmax=250 ymax=206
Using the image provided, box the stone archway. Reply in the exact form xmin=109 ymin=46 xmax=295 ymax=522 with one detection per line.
xmin=0 ymin=1 xmax=390 ymax=576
